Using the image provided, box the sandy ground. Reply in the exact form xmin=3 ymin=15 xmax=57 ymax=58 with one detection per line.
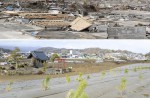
xmin=0 ymin=19 xmax=40 ymax=39
xmin=0 ymin=63 xmax=149 ymax=98
xmin=0 ymin=31 xmax=36 ymax=39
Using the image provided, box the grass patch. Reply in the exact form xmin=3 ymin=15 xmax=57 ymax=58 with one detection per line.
xmin=42 ymin=76 xmax=51 ymax=90
xmin=66 ymin=75 xmax=71 ymax=83
xmin=5 ymin=81 xmax=13 ymax=91
xmin=66 ymin=79 xmax=88 ymax=98
xmin=142 ymin=94 xmax=149 ymax=97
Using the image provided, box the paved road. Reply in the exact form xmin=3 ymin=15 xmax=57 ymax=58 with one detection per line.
xmin=0 ymin=63 xmax=150 ymax=98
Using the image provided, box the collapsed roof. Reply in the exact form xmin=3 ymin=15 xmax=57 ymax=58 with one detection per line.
xmin=70 ymin=17 xmax=93 ymax=31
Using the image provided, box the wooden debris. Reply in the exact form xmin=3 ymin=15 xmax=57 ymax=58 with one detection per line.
xmin=32 ymin=20 xmax=70 ymax=27
xmin=19 ymin=13 xmax=75 ymax=20
xmin=70 ymin=17 xmax=93 ymax=31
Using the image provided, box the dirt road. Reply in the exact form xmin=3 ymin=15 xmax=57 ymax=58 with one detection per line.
xmin=0 ymin=63 xmax=150 ymax=98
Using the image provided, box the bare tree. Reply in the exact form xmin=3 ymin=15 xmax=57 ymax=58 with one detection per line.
xmin=8 ymin=47 xmax=22 ymax=69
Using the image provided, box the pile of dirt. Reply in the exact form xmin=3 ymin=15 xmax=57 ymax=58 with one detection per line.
xmin=22 ymin=1 xmax=48 ymax=10
xmin=69 ymin=3 xmax=98 ymax=14
xmin=83 ymin=4 xmax=98 ymax=12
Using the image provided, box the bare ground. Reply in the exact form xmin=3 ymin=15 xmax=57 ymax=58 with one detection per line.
xmin=0 ymin=61 xmax=149 ymax=82
xmin=0 ymin=63 xmax=149 ymax=98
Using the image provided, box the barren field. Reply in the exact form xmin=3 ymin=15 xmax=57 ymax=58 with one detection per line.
xmin=0 ymin=63 xmax=150 ymax=98
xmin=0 ymin=61 xmax=148 ymax=82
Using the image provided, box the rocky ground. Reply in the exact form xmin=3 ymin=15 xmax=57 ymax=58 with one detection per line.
xmin=0 ymin=63 xmax=149 ymax=98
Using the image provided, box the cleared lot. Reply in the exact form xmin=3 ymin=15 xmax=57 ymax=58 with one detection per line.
xmin=0 ymin=20 xmax=37 ymax=39
xmin=0 ymin=63 xmax=150 ymax=98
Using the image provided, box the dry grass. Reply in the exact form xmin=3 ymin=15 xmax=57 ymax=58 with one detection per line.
xmin=142 ymin=94 xmax=149 ymax=97
xmin=0 ymin=61 xmax=149 ymax=82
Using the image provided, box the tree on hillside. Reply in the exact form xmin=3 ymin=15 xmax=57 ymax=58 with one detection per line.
xmin=50 ymin=53 xmax=60 ymax=62
xmin=119 ymin=56 xmax=128 ymax=61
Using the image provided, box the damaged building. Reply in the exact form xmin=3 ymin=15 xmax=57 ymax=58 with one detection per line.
xmin=0 ymin=0 xmax=150 ymax=39
xmin=107 ymin=26 xmax=147 ymax=39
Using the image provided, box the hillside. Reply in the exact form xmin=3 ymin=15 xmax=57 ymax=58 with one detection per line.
xmin=145 ymin=52 xmax=150 ymax=56
xmin=36 ymin=47 xmax=138 ymax=55
xmin=0 ymin=47 xmax=11 ymax=53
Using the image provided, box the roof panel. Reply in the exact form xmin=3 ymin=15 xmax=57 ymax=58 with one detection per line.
xmin=30 ymin=51 xmax=49 ymax=61
xmin=70 ymin=17 xmax=92 ymax=31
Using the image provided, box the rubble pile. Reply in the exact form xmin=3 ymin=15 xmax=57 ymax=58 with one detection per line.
xmin=19 ymin=13 xmax=75 ymax=21
xmin=0 ymin=0 xmax=149 ymax=39
xmin=107 ymin=26 xmax=147 ymax=39
xmin=32 ymin=20 xmax=70 ymax=28
xmin=23 ymin=1 xmax=47 ymax=10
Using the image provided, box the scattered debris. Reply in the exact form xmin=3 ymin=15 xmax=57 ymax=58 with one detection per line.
xmin=0 ymin=0 xmax=150 ymax=39
xmin=32 ymin=20 xmax=70 ymax=28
